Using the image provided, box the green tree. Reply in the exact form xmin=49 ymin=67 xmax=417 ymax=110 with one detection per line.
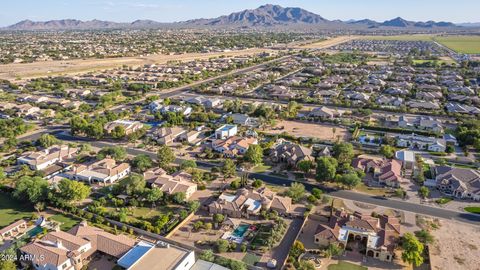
xmin=213 ymin=213 xmax=225 ymax=224
xmin=0 ymin=167 xmax=5 ymax=181
xmin=316 ymin=157 xmax=338 ymax=182
xmin=57 ymin=178 xmax=91 ymax=202
xmin=339 ymin=173 xmax=361 ymax=189
xmin=401 ymin=232 xmax=424 ymax=267
xmin=252 ymin=179 xmax=263 ymax=188
xmin=418 ymin=186 xmax=430 ymax=199
xmin=38 ymin=133 xmax=59 ymax=148
xmin=111 ymin=125 xmax=126 ymax=139
xmin=415 ymin=229 xmax=434 ymax=244
xmin=132 ymin=154 xmax=153 ymax=172
xmin=325 ymin=243 xmax=342 ymax=258
xmin=244 ymin=144 xmax=263 ymax=165
xmin=13 ymin=176 xmax=49 ymax=203
xmin=380 ymin=145 xmax=396 ymax=159
xmin=180 ymin=160 xmax=197 ymax=170
xmin=118 ymin=174 xmax=146 ymax=196
xmin=144 ymin=188 xmax=163 ymax=205
xmin=297 ymin=160 xmax=314 ymax=175
xmin=199 ymin=249 xmax=215 ymax=262
xmin=229 ymin=260 xmax=247 ymax=270
xmin=221 ymin=159 xmax=236 ymax=178
xmin=172 ymin=192 xmax=186 ymax=204
xmin=287 ymin=182 xmax=305 ymax=203
xmin=157 ymin=145 xmax=175 ymax=169
xmin=97 ymin=146 xmax=127 ymax=161
xmin=216 ymin=239 xmax=229 ymax=253
xmin=311 ymin=188 xmax=323 ymax=199
xmin=188 ymin=200 xmax=200 ymax=213
xmin=332 ymin=142 xmax=354 ymax=165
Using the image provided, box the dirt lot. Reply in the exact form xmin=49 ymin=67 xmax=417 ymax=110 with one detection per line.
xmin=264 ymin=120 xmax=350 ymax=141
xmin=0 ymin=48 xmax=275 ymax=80
xmin=429 ymin=220 xmax=480 ymax=270
xmin=299 ymin=36 xmax=359 ymax=49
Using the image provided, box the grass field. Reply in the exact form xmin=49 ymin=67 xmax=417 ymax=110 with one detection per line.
xmin=328 ymin=261 xmax=368 ymax=270
xmin=365 ymin=34 xmax=435 ymax=41
xmin=49 ymin=214 xmax=81 ymax=231
xmin=0 ymin=192 xmax=33 ymax=228
xmin=464 ymin=206 xmax=480 ymax=214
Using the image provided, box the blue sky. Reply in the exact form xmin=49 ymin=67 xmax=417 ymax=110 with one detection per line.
xmin=1 ymin=0 xmax=478 ymax=26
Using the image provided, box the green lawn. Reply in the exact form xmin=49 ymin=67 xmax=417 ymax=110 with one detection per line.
xmin=435 ymin=197 xmax=452 ymax=205
xmin=464 ymin=206 xmax=480 ymax=214
xmin=252 ymin=165 xmax=271 ymax=173
xmin=355 ymin=182 xmax=391 ymax=197
xmin=104 ymin=205 xmax=183 ymax=222
xmin=49 ymin=214 xmax=81 ymax=231
xmin=0 ymin=192 xmax=33 ymax=228
xmin=435 ymin=36 xmax=480 ymax=54
xmin=242 ymin=253 xmax=260 ymax=265
xmin=328 ymin=261 xmax=368 ymax=270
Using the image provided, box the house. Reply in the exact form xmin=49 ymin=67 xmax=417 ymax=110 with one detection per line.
xmin=208 ymin=187 xmax=292 ymax=218
xmin=445 ymin=102 xmax=480 ymax=115
xmin=376 ymin=96 xmax=404 ymax=107
xmin=117 ymin=241 xmax=195 ymax=270
xmin=63 ymin=158 xmax=130 ymax=184
xmin=406 ymin=100 xmax=440 ymax=110
xmin=0 ymin=219 xmax=27 ymax=241
xmin=17 ymin=145 xmax=78 ymax=170
xmin=395 ymin=150 xmax=416 ymax=171
xmin=20 ymin=221 xmax=135 ymax=270
xmin=104 ymin=120 xmax=143 ymax=135
xmin=353 ymin=158 xmax=403 ymax=187
xmin=270 ymin=140 xmax=313 ymax=168
xmin=147 ymin=127 xmax=186 ymax=145
xmin=183 ymin=96 xmax=223 ymax=108
xmin=396 ymin=134 xmax=446 ymax=152
xmin=309 ymin=106 xmax=343 ymax=119
xmin=434 ymin=166 xmax=480 ymax=201
xmin=228 ymin=113 xmax=259 ymax=127
xmin=314 ymin=210 xmax=400 ymax=262
xmin=398 ymin=116 xmax=443 ymax=133
xmin=150 ymin=103 xmax=192 ymax=116
xmin=214 ymin=124 xmax=237 ymax=139
xmin=15 ymin=104 xmax=41 ymax=117
xmin=144 ymin=168 xmax=197 ymax=199
xmin=212 ymin=136 xmax=258 ymax=157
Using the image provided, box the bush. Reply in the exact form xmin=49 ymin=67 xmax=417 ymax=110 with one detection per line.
xmin=216 ymin=239 xmax=229 ymax=253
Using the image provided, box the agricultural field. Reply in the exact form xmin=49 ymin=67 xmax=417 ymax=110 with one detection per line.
xmin=364 ymin=34 xmax=435 ymax=41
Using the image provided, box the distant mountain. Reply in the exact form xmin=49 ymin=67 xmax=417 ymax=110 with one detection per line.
xmin=457 ymin=22 xmax=480 ymax=27
xmin=185 ymin=4 xmax=330 ymax=27
xmin=3 ymin=5 xmax=462 ymax=30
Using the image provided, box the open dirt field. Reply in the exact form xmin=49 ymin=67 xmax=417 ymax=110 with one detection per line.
xmin=429 ymin=220 xmax=480 ymax=270
xmin=0 ymin=48 xmax=276 ymax=81
xmin=263 ymin=120 xmax=350 ymax=141
xmin=299 ymin=35 xmax=359 ymax=49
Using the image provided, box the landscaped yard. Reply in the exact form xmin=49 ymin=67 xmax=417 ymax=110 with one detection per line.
xmin=252 ymin=165 xmax=271 ymax=173
xmin=435 ymin=197 xmax=452 ymax=205
xmin=0 ymin=192 xmax=33 ymax=228
xmin=327 ymin=261 xmax=368 ymax=270
xmin=464 ymin=206 xmax=480 ymax=214
xmin=49 ymin=214 xmax=81 ymax=231
xmin=355 ymin=182 xmax=391 ymax=197
xmin=104 ymin=205 xmax=184 ymax=221
xmin=242 ymin=253 xmax=261 ymax=265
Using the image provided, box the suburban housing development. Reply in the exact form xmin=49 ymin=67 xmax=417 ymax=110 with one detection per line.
xmin=0 ymin=2 xmax=480 ymax=270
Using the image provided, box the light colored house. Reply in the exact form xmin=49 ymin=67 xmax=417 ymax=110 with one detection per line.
xmin=228 ymin=113 xmax=259 ymax=127
xmin=104 ymin=120 xmax=143 ymax=135
xmin=398 ymin=116 xmax=443 ymax=133
xmin=396 ymin=134 xmax=446 ymax=152
xmin=214 ymin=124 xmax=237 ymax=140
xmin=208 ymin=187 xmax=292 ymax=218
xmin=0 ymin=219 xmax=27 ymax=241
xmin=63 ymin=158 xmax=130 ymax=184
xmin=434 ymin=166 xmax=480 ymax=201
xmin=144 ymin=168 xmax=197 ymax=199
xmin=17 ymin=145 xmax=78 ymax=170
xmin=353 ymin=158 xmax=403 ymax=187
xmin=270 ymin=140 xmax=313 ymax=168
xmin=314 ymin=211 xmax=400 ymax=262
xmin=212 ymin=136 xmax=258 ymax=157
xmin=20 ymin=221 xmax=135 ymax=270
xmin=147 ymin=127 xmax=186 ymax=145
xmin=308 ymin=106 xmax=343 ymax=119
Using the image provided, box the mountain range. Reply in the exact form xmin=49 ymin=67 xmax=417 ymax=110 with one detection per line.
xmin=2 ymin=4 xmax=467 ymax=30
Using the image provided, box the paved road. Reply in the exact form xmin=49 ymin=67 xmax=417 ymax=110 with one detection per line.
xmin=38 ymin=131 xmax=479 ymax=226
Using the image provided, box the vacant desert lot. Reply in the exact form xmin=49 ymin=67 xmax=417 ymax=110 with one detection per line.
xmin=0 ymin=48 xmax=275 ymax=81
xmin=264 ymin=120 xmax=350 ymax=141
xmin=430 ymin=220 xmax=480 ymax=270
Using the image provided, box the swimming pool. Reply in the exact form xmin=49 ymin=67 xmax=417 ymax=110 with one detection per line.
xmin=26 ymin=226 xmax=43 ymax=237
xmin=232 ymin=224 xmax=249 ymax=238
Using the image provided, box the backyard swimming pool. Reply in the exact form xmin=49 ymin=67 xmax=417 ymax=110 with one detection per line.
xmin=232 ymin=224 xmax=249 ymax=238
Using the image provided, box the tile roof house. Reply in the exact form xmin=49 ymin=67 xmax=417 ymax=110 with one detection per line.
xmin=353 ymin=158 xmax=403 ymax=187
xmin=398 ymin=116 xmax=444 ymax=133
xmin=208 ymin=187 xmax=292 ymax=218
xmin=212 ymin=136 xmax=258 ymax=157
xmin=17 ymin=145 xmax=78 ymax=171
xmin=62 ymin=158 xmax=130 ymax=184
xmin=314 ymin=211 xmax=400 ymax=262
xmin=0 ymin=219 xmax=27 ymax=240
xmin=396 ymin=134 xmax=446 ymax=152
xmin=104 ymin=120 xmax=144 ymax=135
xmin=20 ymin=221 xmax=135 ymax=270
xmin=270 ymin=140 xmax=313 ymax=168
xmin=147 ymin=127 xmax=187 ymax=145
xmin=434 ymin=166 xmax=480 ymax=201
xmin=308 ymin=106 xmax=343 ymax=119
xmin=144 ymin=168 xmax=197 ymax=199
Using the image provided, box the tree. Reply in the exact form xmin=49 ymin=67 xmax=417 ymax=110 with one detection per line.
xmin=144 ymin=188 xmax=163 ymax=205
xmin=325 ymin=243 xmax=342 ymax=258
xmin=230 ymin=260 xmax=247 ymax=270
xmin=221 ymin=159 xmax=236 ymax=178
xmin=132 ymin=154 xmax=153 ymax=172
xmin=38 ymin=134 xmax=59 ymax=148
xmin=316 ymin=157 xmax=338 ymax=182
xmin=188 ymin=200 xmax=200 ymax=213
xmin=34 ymin=201 xmax=45 ymax=213
xmin=332 ymin=142 xmax=354 ymax=165
xmin=401 ymin=232 xmax=424 ymax=267
xmin=311 ymin=188 xmax=323 ymax=199
xmin=418 ymin=186 xmax=430 ymax=199
xmin=157 ymin=145 xmax=175 ymax=169
xmin=57 ymin=178 xmax=91 ymax=202
xmin=230 ymin=179 xmax=241 ymax=189
xmin=13 ymin=176 xmax=49 ymax=203
xmin=180 ymin=160 xmax=197 ymax=170
xmin=213 ymin=213 xmax=225 ymax=224
xmin=298 ymin=261 xmax=316 ymax=270
xmin=287 ymin=182 xmax=305 ymax=203
xmin=339 ymin=173 xmax=361 ymax=189
xmin=445 ymin=145 xmax=454 ymax=153
xmin=172 ymin=192 xmax=186 ymax=204
xmin=380 ymin=145 xmax=396 ymax=159
xmin=0 ymin=257 xmax=16 ymax=270
xmin=111 ymin=125 xmax=126 ymax=139
xmin=97 ymin=146 xmax=127 ymax=161
xmin=118 ymin=174 xmax=146 ymax=196
xmin=244 ymin=144 xmax=263 ymax=165
xmin=252 ymin=179 xmax=263 ymax=188
xmin=216 ymin=239 xmax=229 ymax=253
xmin=297 ymin=160 xmax=314 ymax=175
xmin=415 ymin=229 xmax=434 ymax=244
xmin=0 ymin=167 xmax=5 ymax=181
xmin=200 ymin=249 xmax=215 ymax=262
